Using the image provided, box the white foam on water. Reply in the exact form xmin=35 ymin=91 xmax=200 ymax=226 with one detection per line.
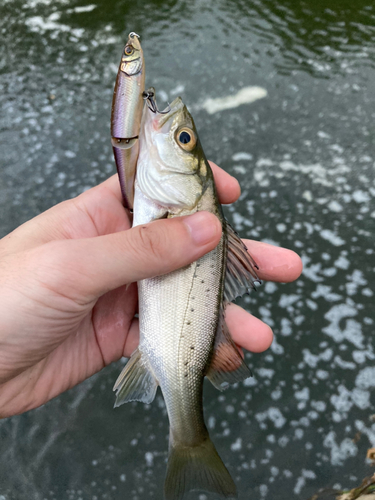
xmin=255 ymin=407 xmax=287 ymax=429
xmin=26 ymin=0 xmax=68 ymax=6
xmin=145 ymin=452 xmax=154 ymax=467
xmin=274 ymin=159 xmax=351 ymax=187
xmin=276 ymin=223 xmax=287 ymax=233
xmin=280 ymin=317 xmax=292 ymax=336
xmin=352 ymin=189 xmax=371 ymax=203
xmin=257 ymin=368 xmax=275 ymax=379
xmin=311 ymin=400 xmax=326 ymax=412
xmin=202 ymin=86 xmax=267 ymax=114
xmin=351 ymin=388 xmax=371 ymax=410
xmin=264 ymin=281 xmax=278 ymax=293
xmin=233 ymin=165 xmax=247 ymax=174
xmin=69 ymin=4 xmax=96 ymax=13
xmin=278 ymin=294 xmax=300 ymax=307
xmin=230 ymin=437 xmax=242 ymax=451
xmin=25 ymin=14 xmax=84 ymax=38
xmin=328 ymin=200 xmax=343 ymax=212
xmin=318 ymin=131 xmax=331 ymax=139
xmin=355 ymin=420 xmax=375 ymax=444
xmin=355 ymin=367 xmax=375 ymax=389
xmin=320 ymin=229 xmax=345 ymax=246
xmin=170 ymin=84 xmax=185 ymax=95
xmin=323 ymin=431 xmax=358 ymax=466
xmin=334 ymin=355 xmax=356 ymax=370
xmin=316 ymin=369 xmax=329 ymax=380
xmin=301 ymin=256 xmax=325 ymax=283
xmin=295 ymin=387 xmax=310 ymax=401
xmin=302 ymin=190 xmax=313 ymax=202
xmin=271 ymin=388 xmax=282 ymax=400
xmin=330 ymin=385 xmax=353 ymax=414
xmin=334 ymin=254 xmax=350 ymax=270
xmin=302 ymin=347 xmax=333 ymax=368
xmin=322 ymin=302 xmax=364 ymax=348
xmin=232 ymin=152 xmax=253 ymax=161
xmin=294 ymin=470 xmax=317 ymax=495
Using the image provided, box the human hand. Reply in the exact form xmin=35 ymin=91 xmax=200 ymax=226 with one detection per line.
xmin=0 ymin=163 xmax=302 ymax=418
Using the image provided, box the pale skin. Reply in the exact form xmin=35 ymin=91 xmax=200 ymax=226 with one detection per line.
xmin=0 ymin=162 xmax=302 ymax=418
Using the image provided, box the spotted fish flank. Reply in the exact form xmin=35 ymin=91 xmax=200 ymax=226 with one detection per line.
xmin=114 ymin=91 xmax=260 ymax=500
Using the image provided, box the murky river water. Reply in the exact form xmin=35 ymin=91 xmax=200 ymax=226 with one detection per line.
xmin=0 ymin=1 xmax=374 ymax=499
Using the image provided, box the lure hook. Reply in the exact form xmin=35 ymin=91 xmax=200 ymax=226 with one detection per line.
xmin=142 ymin=90 xmax=170 ymax=115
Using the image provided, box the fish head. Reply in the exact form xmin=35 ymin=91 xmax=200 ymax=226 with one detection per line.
xmin=142 ymin=92 xmax=201 ymax=175
xmin=120 ymin=32 xmax=143 ymax=76
xmin=137 ymin=91 xmax=207 ymax=211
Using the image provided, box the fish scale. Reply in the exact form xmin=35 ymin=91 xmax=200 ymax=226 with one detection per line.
xmin=139 ymin=234 xmax=224 ymax=445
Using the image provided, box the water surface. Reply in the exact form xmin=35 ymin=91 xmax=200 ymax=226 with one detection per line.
xmin=0 ymin=1 xmax=374 ymax=499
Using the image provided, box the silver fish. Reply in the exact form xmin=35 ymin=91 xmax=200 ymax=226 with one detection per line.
xmin=111 ymin=32 xmax=145 ymax=210
xmin=114 ymin=91 xmax=260 ymax=499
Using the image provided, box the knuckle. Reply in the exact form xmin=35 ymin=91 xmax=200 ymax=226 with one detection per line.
xmin=136 ymin=224 xmax=167 ymax=262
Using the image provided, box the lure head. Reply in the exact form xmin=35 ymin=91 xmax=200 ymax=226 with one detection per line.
xmin=120 ymin=32 xmax=143 ymax=76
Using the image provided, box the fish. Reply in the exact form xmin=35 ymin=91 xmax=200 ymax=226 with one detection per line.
xmin=111 ymin=32 xmax=145 ymax=210
xmin=113 ymin=90 xmax=260 ymax=500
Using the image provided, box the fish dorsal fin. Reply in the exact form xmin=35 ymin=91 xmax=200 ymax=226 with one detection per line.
xmin=224 ymin=220 xmax=261 ymax=302
xmin=206 ymin=310 xmax=252 ymax=391
xmin=113 ymin=348 xmax=158 ymax=407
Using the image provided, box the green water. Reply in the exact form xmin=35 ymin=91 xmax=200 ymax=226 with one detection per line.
xmin=0 ymin=1 xmax=374 ymax=499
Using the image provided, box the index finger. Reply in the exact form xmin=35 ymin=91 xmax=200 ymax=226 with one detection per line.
xmin=244 ymin=240 xmax=303 ymax=283
xmin=208 ymin=161 xmax=241 ymax=205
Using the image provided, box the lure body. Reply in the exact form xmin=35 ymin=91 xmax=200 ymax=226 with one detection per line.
xmin=111 ymin=32 xmax=145 ymax=209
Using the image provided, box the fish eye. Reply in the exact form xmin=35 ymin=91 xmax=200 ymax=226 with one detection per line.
xmin=176 ymin=127 xmax=197 ymax=151
xmin=124 ymin=45 xmax=134 ymax=56
xmin=179 ymin=131 xmax=191 ymax=144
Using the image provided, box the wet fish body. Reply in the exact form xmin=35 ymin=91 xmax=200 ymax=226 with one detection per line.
xmin=114 ymin=92 xmax=260 ymax=499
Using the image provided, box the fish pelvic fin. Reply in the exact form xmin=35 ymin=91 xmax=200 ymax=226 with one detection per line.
xmin=206 ymin=309 xmax=252 ymax=391
xmin=113 ymin=348 xmax=158 ymax=407
xmin=224 ymin=220 xmax=261 ymax=302
xmin=164 ymin=437 xmax=237 ymax=500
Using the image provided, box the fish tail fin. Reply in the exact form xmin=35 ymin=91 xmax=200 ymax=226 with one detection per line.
xmin=164 ymin=437 xmax=237 ymax=500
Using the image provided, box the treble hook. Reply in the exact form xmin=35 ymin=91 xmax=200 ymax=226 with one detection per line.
xmin=142 ymin=90 xmax=171 ymax=115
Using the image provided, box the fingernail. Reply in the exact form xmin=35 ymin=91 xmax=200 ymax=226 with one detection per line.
xmin=183 ymin=212 xmax=221 ymax=245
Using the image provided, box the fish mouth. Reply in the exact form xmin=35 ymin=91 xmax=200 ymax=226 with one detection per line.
xmin=148 ymin=95 xmax=184 ymax=132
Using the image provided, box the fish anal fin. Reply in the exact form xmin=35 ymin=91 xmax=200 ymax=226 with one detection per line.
xmin=224 ymin=220 xmax=261 ymax=302
xmin=113 ymin=348 xmax=158 ymax=407
xmin=206 ymin=312 xmax=252 ymax=391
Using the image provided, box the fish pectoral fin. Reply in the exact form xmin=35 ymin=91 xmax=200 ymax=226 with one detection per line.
xmin=224 ymin=219 xmax=261 ymax=302
xmin=113 ymin=348 xmax=158 ymax=407
xmin=206 ymin=311 xmax=252 ymax=391
xmin=165 ymin=437 xmax=237 ymax=500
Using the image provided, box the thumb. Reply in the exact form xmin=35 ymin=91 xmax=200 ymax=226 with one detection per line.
xmin=41 ymin=211 xmax=222 ymax=303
